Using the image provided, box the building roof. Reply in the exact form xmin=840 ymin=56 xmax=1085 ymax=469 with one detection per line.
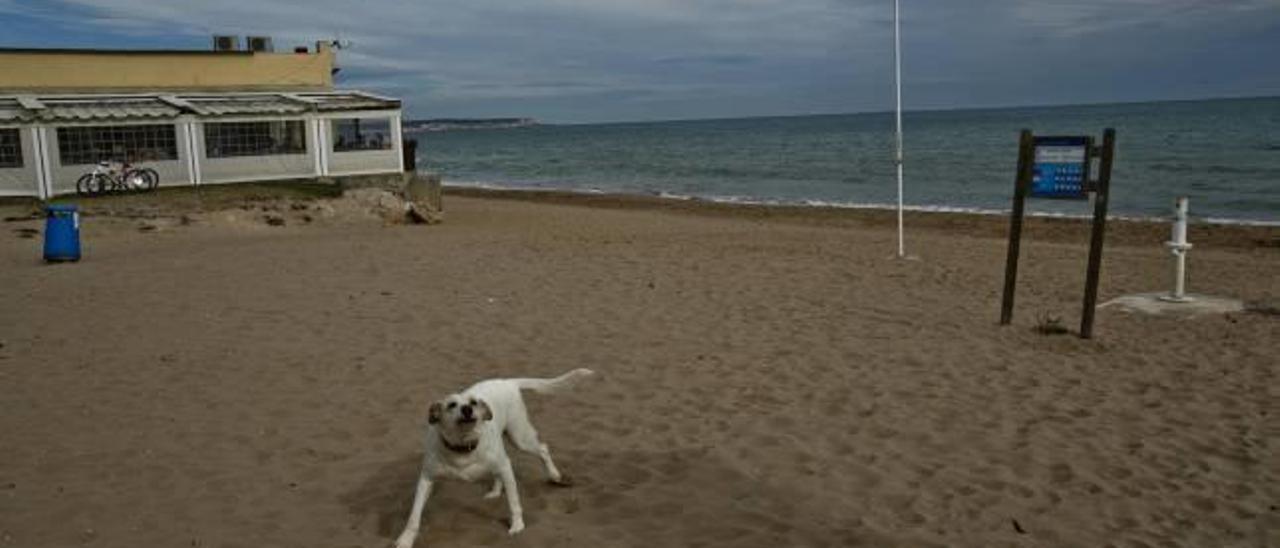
xmin=0 ymin=47 xmax=255 ymax=56
xmin=0 ymin=91 xmax=399 ymax=123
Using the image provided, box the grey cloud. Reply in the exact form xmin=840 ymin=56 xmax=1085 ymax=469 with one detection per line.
xmin=17 ymin=0 xmax=1280 ymax=122
xmin=655 ymin=54 xmax=759 ymax=66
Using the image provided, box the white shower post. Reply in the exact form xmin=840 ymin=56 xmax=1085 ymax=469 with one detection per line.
xmin=1161 ymin=196 xmax=1194 ymax=303
xmin=893 ymin=0 xmax=906 ymax=258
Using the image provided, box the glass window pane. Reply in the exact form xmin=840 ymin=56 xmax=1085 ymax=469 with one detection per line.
xmin=0 ymin=128 xmax=23 ymax=168
xmin=55 ymin=124 xmax=177 ymax=166
xmin=332 ymin=118 xmax=393 ymax=152
xmin=204 ymin=120 xmax=307 ymax=158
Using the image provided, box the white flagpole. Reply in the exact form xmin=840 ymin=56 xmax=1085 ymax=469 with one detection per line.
xmin=893 ymin=0 xmax=906 ymax=258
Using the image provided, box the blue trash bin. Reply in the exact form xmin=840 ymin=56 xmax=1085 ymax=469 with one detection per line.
xmin=43 ymin=204 xmax=81 ymax=263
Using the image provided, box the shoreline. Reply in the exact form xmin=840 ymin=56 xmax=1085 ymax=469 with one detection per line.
xmin=4 ymin=179 xmax=1276 ymax=250
xmin=444 ymin=184 xmax=1280 ymax=250
xmin=442 ymin=182 xmax=1280 ymax=226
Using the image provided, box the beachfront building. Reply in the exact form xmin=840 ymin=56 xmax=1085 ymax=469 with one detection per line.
xmin=0 ymin=42 xmax=404 ymax=198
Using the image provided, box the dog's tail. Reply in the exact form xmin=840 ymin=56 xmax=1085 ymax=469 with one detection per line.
xmin=513 ymin=368 xmax=596 ymax=395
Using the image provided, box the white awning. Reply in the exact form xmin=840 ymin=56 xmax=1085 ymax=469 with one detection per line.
xmin=0 ymin=90 xmax=400 ymax=123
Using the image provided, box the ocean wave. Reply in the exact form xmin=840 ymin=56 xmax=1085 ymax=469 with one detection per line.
xmin=445 ymin=179 xmax=608 ymax=194
xmin=1147 ymin=163 xmax=1196 ymax=173
xmin=1201 ymin=217 xmax=1280 ymax=227
xmin=1204 ymin=164 xmax=1274 ymax=175
xmin=655 ymin=191 xmax=696 ymax=201
xmin=1148 ymin=163 xmax=1280 ymax=176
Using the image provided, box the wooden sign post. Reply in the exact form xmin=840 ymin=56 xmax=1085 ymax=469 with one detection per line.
xmin=1000 ymin=128 xmax=1116 ymax=339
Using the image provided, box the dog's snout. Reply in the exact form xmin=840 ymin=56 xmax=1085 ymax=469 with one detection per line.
xmin=461 ymin=405 xmax=474 ymax=418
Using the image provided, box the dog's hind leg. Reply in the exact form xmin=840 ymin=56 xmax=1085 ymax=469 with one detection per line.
xmin=506 ymin=417 xmax=569 ymax=485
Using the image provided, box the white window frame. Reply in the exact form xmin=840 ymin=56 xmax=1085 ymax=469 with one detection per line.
xmin=53 ymin=122 xmax=183 ymax=166
xmin=201 ymin=118 xmax=310 ymax=159
xmin=315 ymin=110 xmax=403 ymax=177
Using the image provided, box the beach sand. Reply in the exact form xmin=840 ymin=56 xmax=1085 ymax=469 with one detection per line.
xmin=1 ymin=189 xmax=1276 ymax=548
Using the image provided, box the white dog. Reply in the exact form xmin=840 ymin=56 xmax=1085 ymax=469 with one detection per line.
xmin=393 ymin=368 xmax=595 ymax=548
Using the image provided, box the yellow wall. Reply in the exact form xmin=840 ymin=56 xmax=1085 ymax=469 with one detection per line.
xmin=0 ymin=45 xmax=334 ymax=92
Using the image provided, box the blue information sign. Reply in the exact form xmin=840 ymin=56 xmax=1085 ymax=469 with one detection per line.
xmin=1031 ymin=136 xmax=1090 ymax=199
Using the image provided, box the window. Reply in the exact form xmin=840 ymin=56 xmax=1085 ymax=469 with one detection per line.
xmin=204 ymin=121 xmax=307 ymax=158
xmin=332 ymin=118 xmax=393 ymax=152
xmin=56 ymin=124 xmax=178 ymax=166
xmin=0 ymin=128 xmax=21 ymax=168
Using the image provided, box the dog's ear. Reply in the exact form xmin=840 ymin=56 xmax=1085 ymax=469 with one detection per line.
xmin=477 ymin=399 xmax=493 ymax=421
xmin=427 ymin=401 xmax=444 ymax=424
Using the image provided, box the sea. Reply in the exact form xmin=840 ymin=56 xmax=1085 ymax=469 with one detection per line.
xmin=414 ymin=97 xmax=1280 ymax=225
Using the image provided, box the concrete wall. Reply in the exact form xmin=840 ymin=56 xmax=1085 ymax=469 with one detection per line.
xmin=0 ymin=127 xmax=39 ymax=196
xmin=0 ymin=44 xmax=334 ymax=93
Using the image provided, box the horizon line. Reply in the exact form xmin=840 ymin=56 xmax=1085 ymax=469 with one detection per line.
xmin=410 ymin=93 xmax=1279 ymax=128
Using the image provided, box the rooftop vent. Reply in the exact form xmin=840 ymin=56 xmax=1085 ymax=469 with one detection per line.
xmin=212 ymin=35 xmax=239 ymax=51
xmin=247 ymin=36 xmax=274 ymax=53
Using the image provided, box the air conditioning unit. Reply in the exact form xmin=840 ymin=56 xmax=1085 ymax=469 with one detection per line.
xmin=246 ymin=36 xmax=274 ymax=53
xmin=212 ymin=35 xmax=239 ymax=51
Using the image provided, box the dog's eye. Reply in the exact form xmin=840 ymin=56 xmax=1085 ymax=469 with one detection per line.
xmin=447 ymin=402 xmax=457 ymax=409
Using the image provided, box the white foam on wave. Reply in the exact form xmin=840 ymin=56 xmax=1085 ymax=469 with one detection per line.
xmin=444 ymin=180 xmax=518 ymax=191
xmin=445 ymin=180 xmax=608 ymax=195
xmin=655 ymin=191 xmax=695 ymax=201
xmin=1200 ymin=217 xmax=1280 ymax=227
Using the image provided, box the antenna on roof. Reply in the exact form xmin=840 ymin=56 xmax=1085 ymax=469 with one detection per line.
xmin=329 ymin=31 xmax=353 ymax=50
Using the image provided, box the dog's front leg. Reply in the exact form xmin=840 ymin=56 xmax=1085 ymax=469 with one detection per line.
xmin=498 ymin=461 xmax=524 ymax=535
xmin=393 ymin=474 xmax=434 ymax=548
xmin=483 ymin=477 xmax=503 ymax=499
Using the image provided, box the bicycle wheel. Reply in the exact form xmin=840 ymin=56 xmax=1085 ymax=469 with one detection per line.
xmin=102 ymin=174 xmax=122 ymax=194
xmin=76 ymin=173 xmax=103 ymax=197
xmin=141 ymin=168 xmax=160 ymax=190
xmin=122 ymin=169 xmax=150 ymax=193
xmin=75 ymin=173 xmax=93 ymax=196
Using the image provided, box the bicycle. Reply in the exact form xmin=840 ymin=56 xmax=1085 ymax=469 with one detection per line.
xmin=75 ymin=160 xmax=159 ymax=197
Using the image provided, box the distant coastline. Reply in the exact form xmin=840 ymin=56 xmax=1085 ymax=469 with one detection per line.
xmin=404 ymin=118 xmax=538 ymax=132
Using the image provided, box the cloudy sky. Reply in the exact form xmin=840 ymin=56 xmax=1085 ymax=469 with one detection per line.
xmin=3 ymin=0 xmax=1278 ymax=123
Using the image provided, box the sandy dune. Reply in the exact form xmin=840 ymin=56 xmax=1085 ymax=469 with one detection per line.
xmin=1 ymin=191 xmax=1276 ymax=548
